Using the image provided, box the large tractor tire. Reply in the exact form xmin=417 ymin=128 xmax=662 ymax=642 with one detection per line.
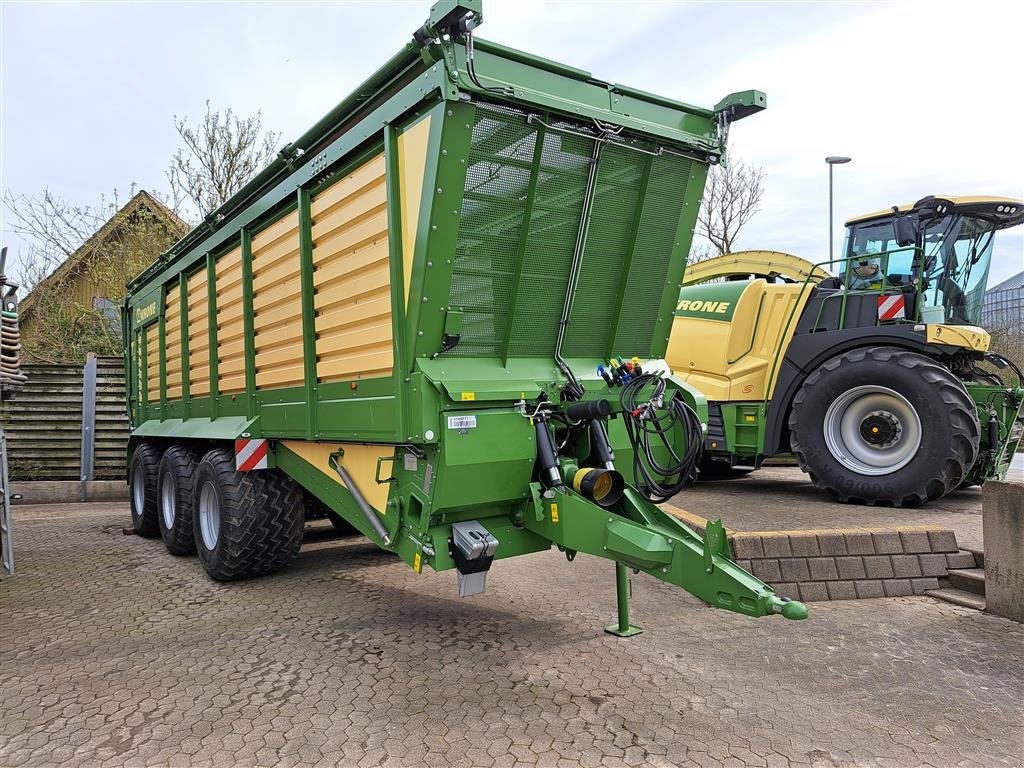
xmin=157 ymin=444 xmax=199 ymax=556
xmin=129 ymin=443 xmax=162 ymax=538
xmin=789 ymin=347 xmax=979 ymax=507
xmin=193 ymin=447 xmax=305 ymax=581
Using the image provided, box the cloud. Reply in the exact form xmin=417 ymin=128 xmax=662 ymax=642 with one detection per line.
xmin=3 ymin=0 xmax=1022 ymax=285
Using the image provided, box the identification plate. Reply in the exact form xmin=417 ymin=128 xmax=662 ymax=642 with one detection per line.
xmin=447 ymin=415 xmax=477 ymax=430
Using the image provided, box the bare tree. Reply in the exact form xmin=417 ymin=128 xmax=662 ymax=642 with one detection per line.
xmin=2 ymin=188 xmax=185 ymax=361
xmin=686 ymin=242 xmax=717 ymax=266
xmin=167 ymin=101 xmax=281 ymax=222
xmin=3 ymin=188 xmax=131 ymax=291
xmin=696 ymin=159 xmax=766 ymax=256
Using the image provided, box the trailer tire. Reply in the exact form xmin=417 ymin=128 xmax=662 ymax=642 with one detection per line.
xmin=157 ymin=445 xmax=199 ymax=555
xmin=193 ymin=447 xmax=305 ymax=581
xmin=129 ymin=443 xmax=162 ymax=538
xmin=790 ymin=346 xmax=979 ymax=507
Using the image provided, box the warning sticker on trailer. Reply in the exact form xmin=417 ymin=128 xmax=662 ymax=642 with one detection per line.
xmin=447 ymin=415 xmax=477 ymax=430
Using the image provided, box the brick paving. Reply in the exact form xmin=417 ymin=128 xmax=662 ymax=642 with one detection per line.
xmin=2 ymin=501 xmax=1023 ymax=767
xmin=670 ymin=466 xmax=988 ymax=550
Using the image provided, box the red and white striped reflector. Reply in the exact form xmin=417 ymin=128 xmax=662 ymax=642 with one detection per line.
xmin=235 ymin=438 xmax=269 ymax=471
xmin=877 ymin=294 xmax=906 ymax=321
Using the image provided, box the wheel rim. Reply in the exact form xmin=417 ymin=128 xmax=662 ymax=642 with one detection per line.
xmin=198 ymin=480 xmax=220 ymax=550
xmin=160 ymin=471 xmax=176 ymax=529
xmin=823 ymin=385 xmax=922 ymax=476
xmin=132 ymin=463 xmax=145 ymax=516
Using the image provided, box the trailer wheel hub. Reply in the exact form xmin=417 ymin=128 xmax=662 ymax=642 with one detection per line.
xmin=198 ymin=480 xmax=220 ymax=550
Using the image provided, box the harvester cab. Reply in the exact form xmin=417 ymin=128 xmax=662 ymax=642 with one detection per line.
xmin=669 ymin=195 xmax=1024 ymax=507
xmin=840 ymin=196 xmax=1024 ymax=326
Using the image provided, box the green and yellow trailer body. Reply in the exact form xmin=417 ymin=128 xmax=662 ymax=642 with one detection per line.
xmin=123 ymin=1 xmax=805 ymax=629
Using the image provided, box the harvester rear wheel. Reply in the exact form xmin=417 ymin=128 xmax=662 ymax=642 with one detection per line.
xmin=789 ymin=346 xmax=979 ymax=507
xmin=157 ymin=444 xmax=199 ymax=556
xmin=129 ymin=443 xmax=162 ymax=538
xmin=193 ymin=447 xmax=305 ymax=581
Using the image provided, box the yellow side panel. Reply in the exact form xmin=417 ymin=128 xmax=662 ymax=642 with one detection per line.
xmin=164 ymin=287 xmax=183 ymax=400
xmin=216 ymin=244 xmax=245 ymax=394
xmin=252 ymin=210 xmax=304 ymax=390
xmin=281 ymin=441 xmax=394 ymax=512
xmin=398 ymin=114 xmax=431 ymax=307
xmin=667 ymin=281 xmax=814 ymax=401
xmin=926 ymin=324 xmax=990 ymax=352
xmin=311 ymin=153 xmax=393 ymax=382
xmin=187 ymin=267 xmax=211 ymax=397
xmin=146 ymin=323 xmax=160 ymax=402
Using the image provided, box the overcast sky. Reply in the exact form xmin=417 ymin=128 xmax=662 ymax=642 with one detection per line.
xmin=2 ymin=0 xmax=1022 ymax=287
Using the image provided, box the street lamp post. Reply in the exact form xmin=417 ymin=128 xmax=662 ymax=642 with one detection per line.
xmin=826 ymin=156 xmax=852 ymax=265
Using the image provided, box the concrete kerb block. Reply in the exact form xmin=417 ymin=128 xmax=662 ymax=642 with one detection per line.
xmin=779 ymin=558 xmax=810 ymax=582
xmin=854 ymin=580 xmax=885 ymax=599
xmin=919 ymin=553 xmax=950 ymax=578
xmin=826 ymin=581 xmax=858 ymax=601
xmin=788 ymin=534 xmax=820 ymax=557
xmin=843 ymin=532 xmax=875 ymax=556
xmin=890 ymin=554 xmax=923 ymax=578
xmin=760 ymin=534 xmax=792 ymax=558
xmin=662 ymin=507 xmax=962 ymax=604
xmin=798 ymin=582 xmax=829 ymax=602
xmin=807 ymin=557 xmax=839 ymax=581
xmin=751 ymin=559 xmax=782 ymax=583
xmin=927 ymin=529 xmax=958 ymax=553
xmin=910 ymin=577 xmax=940 ymax=595
xmin=816 ymin=533 xmax=847 ymax=556
xmin=871 ymin=532 xmax=903 ymax=555
xmin=899 ymin=530 xmax=932 ymax=554
xmin=835 ymin=556 xmax=867 ymax=580
xmin=862 ymin=555 xmax=895 ymax=580
xmin=883 ymin=579 xmax=913 ymax=597
xmin=983 ymin=481 xmax=1024 ymax=623
xmin=730 ymin=535 xmax=764 ymax=560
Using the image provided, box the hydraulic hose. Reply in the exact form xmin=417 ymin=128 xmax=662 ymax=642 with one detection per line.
xmin=619 ymin=374 xmax=703 ymax=503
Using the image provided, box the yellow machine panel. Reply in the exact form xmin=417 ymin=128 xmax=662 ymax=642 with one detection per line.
xmin=281 ymin=441 xmax=395 ymax=512
xmin=311 ymin=153 xmax=393 ymax=382
xmin=398 ymin=115 xmax=431 ymax=306
xmin=146 ymin=322 xmax=160 ymax=403
xmin=164 ymin=287 xmax=183 ymax=401
xmin=667 ymin=279 xmax=813 ymax=401
xmin=187 ymin=267 xmax=211 ymax=397
xmin=215 ymin=245 xmax=245 ymax=394
xmin=252 ymin=210 xmax=304 ymax=390
xmin=926 ymin=324 xmax=990 ymax=352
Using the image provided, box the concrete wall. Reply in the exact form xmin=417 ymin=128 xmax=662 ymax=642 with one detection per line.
xmin=983 ymin=481 xmax=1024 ymax=622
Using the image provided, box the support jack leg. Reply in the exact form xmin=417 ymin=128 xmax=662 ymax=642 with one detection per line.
xmin=605 ymin=562 xmax=642 ymax=637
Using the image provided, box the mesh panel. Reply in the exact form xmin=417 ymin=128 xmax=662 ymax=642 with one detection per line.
xmin=449 ymin=101 xmax=694 ymax=359
xmin=506 ymin=128 xmax=593 ymax=357
xmin=562 ymin=145 xmax=646 ymax=356
xmin=449 ymin=104 xmax=537 ymax=355
xmin=613 ymin=154 xmax=692 ymax=354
